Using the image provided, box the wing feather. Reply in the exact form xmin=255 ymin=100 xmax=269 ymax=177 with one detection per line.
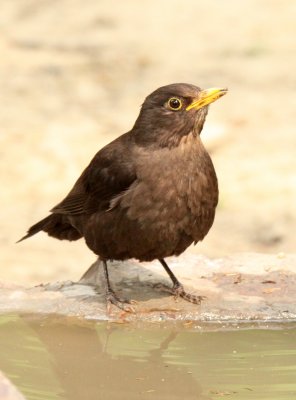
xmin=51 ymin=132 xmax=136 ymax=216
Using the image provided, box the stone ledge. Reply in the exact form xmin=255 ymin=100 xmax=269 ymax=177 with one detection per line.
xmin=1 ymin=253 xmax=295 ymax=322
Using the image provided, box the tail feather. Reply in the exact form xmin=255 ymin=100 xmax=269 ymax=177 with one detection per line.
xmin=17 ymin=214 xmax=82 ymax=243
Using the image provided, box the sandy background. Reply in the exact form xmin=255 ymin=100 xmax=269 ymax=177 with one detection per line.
xmin=0 ymin=0 xmax=295 ymax=285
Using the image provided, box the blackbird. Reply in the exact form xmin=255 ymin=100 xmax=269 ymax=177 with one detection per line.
xmin=19 ymin=83 xmax=227 ymax=310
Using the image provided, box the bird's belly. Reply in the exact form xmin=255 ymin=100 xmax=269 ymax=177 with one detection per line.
xmin=84 ymin=167 xmax=217 ymax=261
xmin=128 ymin=179 xmax=216 ymax=241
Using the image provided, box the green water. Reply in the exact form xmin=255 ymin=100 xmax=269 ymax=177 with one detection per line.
xmin=0 ymin=315 xmax=295 ymax=399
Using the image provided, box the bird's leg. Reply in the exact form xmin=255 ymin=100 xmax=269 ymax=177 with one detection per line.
xmin=102 ymin=260 xmax=135 ymax=312
xmin=158 ymin=259 xmax=206 ymax=305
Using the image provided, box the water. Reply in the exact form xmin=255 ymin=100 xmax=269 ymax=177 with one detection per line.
xmin=0 ymin=314 xmax=295 ymax=399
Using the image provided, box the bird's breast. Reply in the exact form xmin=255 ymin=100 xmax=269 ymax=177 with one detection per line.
xmin=120 ymin=134 xmax=218 ymax=241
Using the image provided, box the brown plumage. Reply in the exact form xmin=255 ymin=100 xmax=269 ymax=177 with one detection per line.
xmin=19 ymin=83 xmax=227 ymax=310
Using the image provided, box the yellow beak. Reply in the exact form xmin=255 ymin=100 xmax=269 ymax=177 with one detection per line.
xmin=186 ymin=87 xmax=228 ymax=111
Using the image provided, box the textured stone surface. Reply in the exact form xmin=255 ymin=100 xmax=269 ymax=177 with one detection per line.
xmin=0 ymin=253 xmax=295 ymax=323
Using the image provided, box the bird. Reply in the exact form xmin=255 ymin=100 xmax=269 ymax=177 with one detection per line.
xmin=18 ymin=83 xmax=227 ymax=310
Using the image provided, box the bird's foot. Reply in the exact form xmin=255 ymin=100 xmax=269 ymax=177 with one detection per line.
xmin=154 ymin=283 xmax=206 ymax=305
xmin=172 ymin=283 xmax=206 ymax=304
xmin=106 ymin=289 xmax=137 ymax=313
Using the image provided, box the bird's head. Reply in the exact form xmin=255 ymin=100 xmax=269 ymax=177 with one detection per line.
xmin=133 ymin=83 xmax=227 ymax=148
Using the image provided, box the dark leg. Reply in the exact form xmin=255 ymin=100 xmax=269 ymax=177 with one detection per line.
xmin=158 ymin=258 xmax=205 ymax=304
xmin=102 ymin=260 xmax=135 ymax=312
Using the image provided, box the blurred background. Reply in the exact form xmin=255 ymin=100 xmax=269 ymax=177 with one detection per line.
xmin=0 ymin=0 xmax=295 ymax=285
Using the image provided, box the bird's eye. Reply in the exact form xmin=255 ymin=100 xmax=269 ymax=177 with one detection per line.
xmin=167 ymin=97 xmax=183 ymax=111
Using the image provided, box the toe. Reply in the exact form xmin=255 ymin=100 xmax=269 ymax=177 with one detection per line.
xmin=106 ymin=291 xmax=136 ymax=313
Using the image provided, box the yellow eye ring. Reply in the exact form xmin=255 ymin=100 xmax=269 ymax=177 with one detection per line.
xmin=167 ymin=97 xmax=183 ymax=111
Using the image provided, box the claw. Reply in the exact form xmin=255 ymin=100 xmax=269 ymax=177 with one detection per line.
xmin=154 ymin=282 xmax=205 ymax=305
xmin=106 ymin=290 xmax=136 ymax=313
xmin=173 ymin=284 xmax=206 ymax=304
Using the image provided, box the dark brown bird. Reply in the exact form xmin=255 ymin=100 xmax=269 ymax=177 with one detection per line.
xmin=19 ymin=83 xmax=227 ymax=310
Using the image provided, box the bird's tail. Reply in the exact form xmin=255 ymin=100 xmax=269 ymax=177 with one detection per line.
xmin=17 ymin=214 xmax=82 ymax=243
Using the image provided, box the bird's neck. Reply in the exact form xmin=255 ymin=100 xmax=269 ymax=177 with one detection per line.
xmin=132 ymin=108 xmax=208 ymax=150
xmin=132 ymin=123 xmax=200 ymax=150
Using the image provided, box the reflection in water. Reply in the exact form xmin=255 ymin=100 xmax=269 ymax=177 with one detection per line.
xmin=0 ymin=315 xmax=295 ymax=400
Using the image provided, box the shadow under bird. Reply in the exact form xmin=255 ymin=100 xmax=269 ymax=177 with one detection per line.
xmin=19 ymin=83 xmax=228 ymax=310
